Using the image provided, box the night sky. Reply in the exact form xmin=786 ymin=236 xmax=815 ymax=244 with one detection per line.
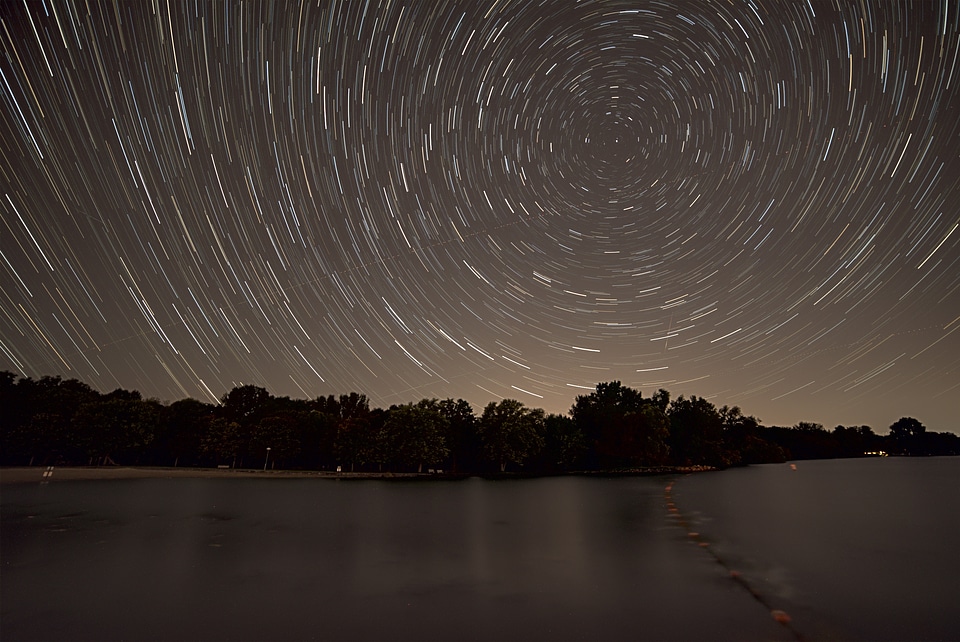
xmin=2 ymin=1 xmax=958 ymax=433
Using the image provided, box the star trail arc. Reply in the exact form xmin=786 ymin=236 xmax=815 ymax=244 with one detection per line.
xmin=1 ymin=0 xmax=958 ymax=431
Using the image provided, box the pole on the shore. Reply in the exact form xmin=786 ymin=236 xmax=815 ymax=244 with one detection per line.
xmin=264 ymin=447 xmax=271 ymax=471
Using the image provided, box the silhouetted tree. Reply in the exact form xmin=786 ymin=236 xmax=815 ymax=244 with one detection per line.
xmin=201 ymin=417 xmax=243 ymax=467
xmin=920 ymin=430 xmax=960 ymax=456
xmin=221 ymin=385 xmax=271 ymax=426
xmin=336 ymin=392 xmax=371 ymax=422
xmin=439 ymin=398 xmax=480 ymax=473
xmin=541 ymin=413 xmax=587 ymax=471
xmin=310 ymin=395 xmax=345 ymax=468
xmin=383 ymin=399 xmax=449 ymax=472
xmin=478 ymin=399 xmax=545 ymax=472
xmin=721 ymin=406 xmax=786 ymax=465
xmin=335 ymin=411 xmax=379 ymax=472
xmin=627 ymin=403 xmax=671 ymax=466
xmin=831 ymin=425 xmax=879 ymax=458
xmin=316 ymin=392 xmax=374 ymax=471
xmin=571 ymin=381 xmax=654 ymax=468
xmin=73 ymin=396 xmax=160 ymax=465
xmin=650 ymin=388 xmax=670 ymax=413
xmin=250 ymin=414 xmax=301 ymax=468
xmin=0 ymin=374 xmax=101 ymax=464
xmin=292 ymin=409 xmax=329 ymax=470
xmin=889 ymin=417 xmax=926 ymax=455
xmin=760 ymin=422 xmax=841 ymax=460
xmin=5 ymin=369 xmax=957 ymax=472
xmin=157 ymin=398 xmax=214 ymax=466
xmin=668 ymin=395 xmax=724 ymax=466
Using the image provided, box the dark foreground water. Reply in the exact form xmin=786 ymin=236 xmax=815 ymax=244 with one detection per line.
xmin=672 ymin=456 xmax=960 ymax=641
xmin=2 ymin=458 xmax=958 ymax=641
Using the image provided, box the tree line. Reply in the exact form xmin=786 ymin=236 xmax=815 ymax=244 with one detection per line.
xmin=1 ymin=372 xmax=957 ymax=472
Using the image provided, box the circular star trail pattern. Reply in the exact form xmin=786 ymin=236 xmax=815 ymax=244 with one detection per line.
xmin=2 ymin=1 xmax=959 ymax=430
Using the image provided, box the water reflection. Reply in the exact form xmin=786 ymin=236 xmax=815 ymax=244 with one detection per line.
xmin=673 ymin=457 xmax=960 ymax=641
xmin=3 ymin=475 xmax=794 ymax=641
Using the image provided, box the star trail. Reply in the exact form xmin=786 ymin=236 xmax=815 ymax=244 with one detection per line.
xmin=1 ymin=0 xmax=958 ymax=432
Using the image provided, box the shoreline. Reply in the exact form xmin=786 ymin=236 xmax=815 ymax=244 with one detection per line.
xmin=0 ymin=464 xmax=715 ymax=485
xmin=0 ymin=466 xmax=434 ymax=484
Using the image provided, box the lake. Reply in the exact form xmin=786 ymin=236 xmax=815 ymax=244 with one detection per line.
xmin=671 ymin=456 xmax=960 ymax=641
xmin=2 ymin=458 xmax=957 ymax=641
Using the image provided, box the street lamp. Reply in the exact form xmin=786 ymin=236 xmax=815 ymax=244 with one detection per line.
xmin=264 ymin=446 xmax=271 ymax=471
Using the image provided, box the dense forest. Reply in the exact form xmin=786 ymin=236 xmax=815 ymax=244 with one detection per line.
xmin=2 ymin=371 xmax=957 ymax=473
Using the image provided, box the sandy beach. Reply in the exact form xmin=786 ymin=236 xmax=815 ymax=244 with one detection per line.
xmin=0 ymin=466 xmax=430 ymax=484
xmin=0 ymin=465 xmax=710 ymax=484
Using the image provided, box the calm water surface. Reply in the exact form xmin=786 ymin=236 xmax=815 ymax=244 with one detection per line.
xmin=673 ymin=456 xmax=960 ymax=641
xmin=4 ymin=474 xmax=785 ymax=641
xmin=2 ymin=458 xmax=958 ymax=641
